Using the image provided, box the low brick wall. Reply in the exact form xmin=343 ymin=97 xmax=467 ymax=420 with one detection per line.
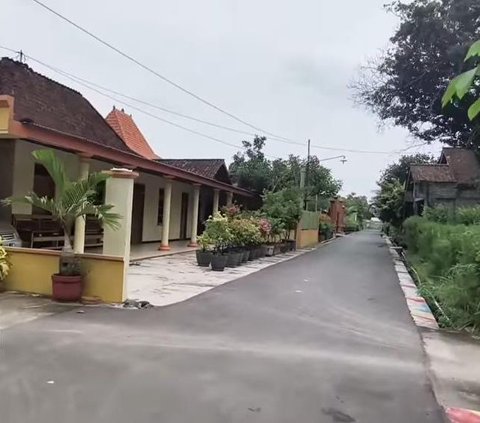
xmin=4 ymin=247 xmax=126 ymax=303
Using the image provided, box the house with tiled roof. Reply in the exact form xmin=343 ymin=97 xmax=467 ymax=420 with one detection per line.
xmin=405 ymin=148 xmax=480 ymax=216
xmin=0 ymin=57 xmax=253 ymax=256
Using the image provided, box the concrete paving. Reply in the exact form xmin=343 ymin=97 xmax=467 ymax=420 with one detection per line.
xmin=127 ymin=247 xmax=316 ymax=306
xmin=0 ymin=231 xmax=445 ymax=423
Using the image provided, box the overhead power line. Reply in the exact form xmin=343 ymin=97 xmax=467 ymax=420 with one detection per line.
xmin=0 ymin=44 xmax=412 ymax=157
xmin=29 ymin=0 xmax=290 ymax=141
xmin=27 ymin=1 xmax=400 ymax=155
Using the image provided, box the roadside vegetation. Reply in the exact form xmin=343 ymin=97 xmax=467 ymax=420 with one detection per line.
xmin=403 ymin=207 xmax=480 ymax=333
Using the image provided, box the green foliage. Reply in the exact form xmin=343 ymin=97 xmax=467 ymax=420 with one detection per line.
xmin=345 ymin=216 xmax=361 ymax=233
xmin=262 ymin=188 xmax=302 ymax=236
xmin=352 ymin=0 xmax=480 ymax=146
xmin=443 ymin=39 xmax=480 ymax=121
xmin=374 ymin=154 xmax=435 ymax=228
xmin=3 ymin=150 xmax=121 ymax=252
xmin=374 ymin=179 xmax=405 ymax=227
xmin=229 ymin=137 xmax=341 ymax=203
xmin=203 ymin=213 xmax=233 ymax=253
xmin=423 ymin=205 xmax=452 ymax=224
xmin=457 ymin=206 xmax=480 ymax=225
xmin=403 ymin=216 xmax=480 ymax=332
xmin=345 ymin=193 xmax=371 ymax=222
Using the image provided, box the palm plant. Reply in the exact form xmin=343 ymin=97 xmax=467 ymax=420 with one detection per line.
xmin=4 ymin=149 xmax=121 ymax=253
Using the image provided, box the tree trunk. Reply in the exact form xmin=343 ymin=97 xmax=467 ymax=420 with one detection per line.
xmin=62 ymin=223 xmax=73 ymax=253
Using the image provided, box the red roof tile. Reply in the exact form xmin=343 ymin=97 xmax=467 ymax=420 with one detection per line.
xmin=105 ymin=107 xmax=159 ymax=160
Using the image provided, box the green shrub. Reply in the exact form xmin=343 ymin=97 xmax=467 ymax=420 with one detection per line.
xmin=403 ymin=216 xmax=480 ymax=332
xmin=456 ymin=206 xmax=480 ymax=225
xmin=424 ymin=205 xmax=453 ymax=223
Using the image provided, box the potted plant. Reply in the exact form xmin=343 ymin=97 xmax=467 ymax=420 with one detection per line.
xmin=4 ymin=150 xmax=120 ymax=302
xmin=0 ymin=238 xmax=11 ymax=293
xmin=203 ymin=213 xmax=232 ymax=271
xmin=196 ymin=234 xmax=212 ymax=267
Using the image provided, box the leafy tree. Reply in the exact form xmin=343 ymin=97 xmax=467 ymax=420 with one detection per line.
xmin=345 ymin=193 xmax=372 ymax=221
xmin=229 ymin=136 xmax=271 ymax=193
xmin=230 ymin=138 xmax=342 ymax=201
xmin=352 ymin=0 xmax=480 ymax=147
xmin=443 ymin=39 xmax=480 ymax=122
xmin=374 ymin=154 xmax=435 ymax=226
xmin=374 ymin=180 xmax=405 ymax=227
xmin=262 ymin=188 xmax=302 ymax=238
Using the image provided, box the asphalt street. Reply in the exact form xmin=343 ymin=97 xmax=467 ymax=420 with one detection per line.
xmin=0 ymin=231 xmax=445 ymax=422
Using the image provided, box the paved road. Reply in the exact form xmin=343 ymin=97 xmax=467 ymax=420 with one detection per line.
xmin=0 ymin=231 xmax=445 ymax=422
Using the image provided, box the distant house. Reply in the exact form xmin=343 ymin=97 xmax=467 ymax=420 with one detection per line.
xmin=405 ymin=148 xmax=480 ymax=216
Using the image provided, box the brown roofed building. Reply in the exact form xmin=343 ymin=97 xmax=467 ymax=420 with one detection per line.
xmin=405 ymin=148 xmax=480 ymax=216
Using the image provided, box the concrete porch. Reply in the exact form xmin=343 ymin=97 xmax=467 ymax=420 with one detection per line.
xmin=86 ymin=240 xmax=197 ymax=261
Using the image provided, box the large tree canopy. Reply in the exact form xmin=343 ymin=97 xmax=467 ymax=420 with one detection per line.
xmin=352 ymin=0 xmax=480 ymax=147
xmin=229 ymin=137 xmax=342 ymax=202
xmin=374 ymin=154 xmax=435 ymax=226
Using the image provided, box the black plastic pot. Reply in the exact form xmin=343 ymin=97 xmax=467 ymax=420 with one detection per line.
xmin=226 ymin=252 xmax=238 ymax=268
xmin=234 ymin=252 xmax=244 ymax=266
xmin=242 ymin=250 xmax=250 ymax=262
xmin=196 ymin=250 xmax=212 ymax=267
xmin=211 ymin=254 xmax=228 ymax=271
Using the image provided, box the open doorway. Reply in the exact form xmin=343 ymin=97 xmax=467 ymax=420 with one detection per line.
xmin=131 ymin=183 xmax=145 ymax=244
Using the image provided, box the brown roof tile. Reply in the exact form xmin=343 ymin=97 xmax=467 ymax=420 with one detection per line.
xmin=0 ymin=58 xmax=132 ymax=153
xmin=410 ymin=165 xmax=456 ymax=183
xmin=441 ymin=148 xmax=480 ymax=185
xmin=106 ymin=107 xmax=159 ymax=160
xmin=159 ymin=159 xmax=230 ymax=182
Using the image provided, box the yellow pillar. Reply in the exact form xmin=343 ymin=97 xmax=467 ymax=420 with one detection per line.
xmin=188 ymin=184 xmax=201 ymax=247
xmin=159 ymin=177 xmax=173 ymax=251
xmin=102 ymin=168 xmax=138 ymax=258
xmin=213 ymin=189 xmax=220 ymax=215
xmin=73 ymin=155 xmax=91 ymax=254
xmin=226 ymin=191 xmax=233 ymax=206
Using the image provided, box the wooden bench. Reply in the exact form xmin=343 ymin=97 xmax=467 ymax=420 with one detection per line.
xmin=12 ymin=215 xmax=103 ymax=249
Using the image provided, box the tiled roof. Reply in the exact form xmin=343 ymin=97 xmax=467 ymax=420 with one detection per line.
xmin=105 ymin=107 xmax=159 ymax=160
xmin=159 ymin=159 xmax=230 ymax=182
xmin=441 ymin=148 xmax=480 ymax=185
xmin=410 ymin=165 xmax=456 ymax=183
xmin=0 ymin=58 xmax=132 ymax=153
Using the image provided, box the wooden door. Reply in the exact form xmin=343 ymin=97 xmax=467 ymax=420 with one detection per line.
xmin=131 ymin=184 xmax=145 ymax=244
xmin=180 ymin=192 xmax=189 ymax=239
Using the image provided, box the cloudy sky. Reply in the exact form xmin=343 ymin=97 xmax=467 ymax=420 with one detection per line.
xmin=2 ymin=0 xmax=440 ymax=197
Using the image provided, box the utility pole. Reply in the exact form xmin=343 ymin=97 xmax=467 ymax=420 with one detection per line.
xmin=304 ymin=139 xmax=311 ymax=210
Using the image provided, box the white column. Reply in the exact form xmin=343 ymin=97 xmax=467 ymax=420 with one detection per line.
xmin=226 ymin=191 xmax=233 ymax=207
xmin=159 ymin=177 xmax=173 ymax=251
xmin=73 ymin=155 xmax=91 ymax=254
xmin=188 ymin=184 xmax=201 ymax=247
xmin=102 ymin=168 xmax=138 ymax=258
xmin=212 ymin=189 xmax=220 ymax=215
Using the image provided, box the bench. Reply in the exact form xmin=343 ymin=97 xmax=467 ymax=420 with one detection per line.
xmin=12 ymin=214 xmax=103 ymax=249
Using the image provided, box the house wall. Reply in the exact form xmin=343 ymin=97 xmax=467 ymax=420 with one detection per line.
xmin=9 ymin=139 xmax=228 ymax=243
xmin=4 ymin=247 xmax=126 ymax=303
xmin=136 ymin=172 xmax=194 ymax=242
xmin=0 ymin=139 xmax=15 ymax=222
xmin=11 ymin=140 xmax=112 ymax=215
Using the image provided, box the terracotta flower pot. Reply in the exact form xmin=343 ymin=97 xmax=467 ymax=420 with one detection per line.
xmin=196 ymin=250 xmax=212 ymax=267
xmin=52 ymin=274 xmax=83 ymax=302
xmin=211 ymin=254 xmax=228 ymax=271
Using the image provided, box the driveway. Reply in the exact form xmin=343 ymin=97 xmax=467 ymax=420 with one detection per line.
xmin=0 ymin=231 xmax=444 ymax=423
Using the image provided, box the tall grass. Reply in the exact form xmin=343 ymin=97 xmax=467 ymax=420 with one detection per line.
xmin=403 ymin=216 xmax=480 ymax=333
